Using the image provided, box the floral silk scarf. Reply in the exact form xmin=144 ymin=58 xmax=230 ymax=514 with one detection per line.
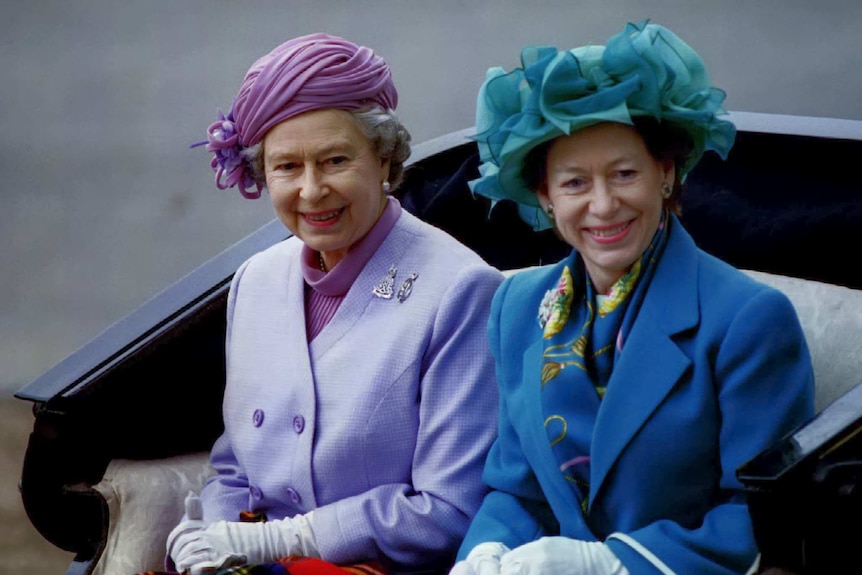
xmin=537 ymin=210 xmax=671 ymax=514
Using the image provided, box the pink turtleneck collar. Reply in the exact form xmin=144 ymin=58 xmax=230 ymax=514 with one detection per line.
xmin=300 ymin=197 xmax=402 ymax=294
xmin=299 ymin=197 xmax=402 ymax=341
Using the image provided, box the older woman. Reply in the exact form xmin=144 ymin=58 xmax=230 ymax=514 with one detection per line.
xmin=165 ymin=34 xmax=503 ymax=575
xmin=451 ymin=22 xmax=814 ymax=575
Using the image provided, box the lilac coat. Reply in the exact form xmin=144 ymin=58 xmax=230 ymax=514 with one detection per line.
xmin=200 ymin=210 xmax=503 ymax=570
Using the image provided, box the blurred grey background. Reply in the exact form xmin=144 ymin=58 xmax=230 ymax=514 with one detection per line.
xmin=3 ymin=0 xmax=862 ymax=396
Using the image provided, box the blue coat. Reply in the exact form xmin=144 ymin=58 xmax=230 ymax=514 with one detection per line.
xmin=458 ymin=219 xmax=814 ymax=574
xmin=200 ymin=210 xmax=503 ymax=569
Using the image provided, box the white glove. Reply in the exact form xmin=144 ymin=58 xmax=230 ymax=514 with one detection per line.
xmin=450 ymin=542 xmax=512 ymax=575
xmin=199 ymin=510 xmax=320 ymax=565
xmin=500 ymin=537 xmax=629 ymax=575
xmin=166 ymin=492 xmax=246 ymax=575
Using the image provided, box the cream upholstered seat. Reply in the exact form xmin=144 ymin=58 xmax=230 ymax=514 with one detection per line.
xmin=742 ymin=270 xmax=862 ymax=412
xmin=91 ymin=452 xmax=214 ymax=575
xmin=89 ymin=268 xmax=862 ymax=575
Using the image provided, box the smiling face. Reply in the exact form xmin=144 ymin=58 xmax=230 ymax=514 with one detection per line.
xmin=263 ymin=108 xmax=391 ymax=270
xmin=537 ymin=122 xmax=674 ymax=293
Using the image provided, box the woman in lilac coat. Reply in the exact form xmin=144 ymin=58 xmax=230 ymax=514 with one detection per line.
xmin=165 ymin=34 xmax=502 ymax=575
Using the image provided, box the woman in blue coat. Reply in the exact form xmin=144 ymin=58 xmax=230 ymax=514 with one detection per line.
xmin=452 ymin=22 xmax=814 ymax=575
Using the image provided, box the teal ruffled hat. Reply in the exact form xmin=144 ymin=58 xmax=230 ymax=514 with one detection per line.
xmin=470 ymin=21 xmax=737 ymax=230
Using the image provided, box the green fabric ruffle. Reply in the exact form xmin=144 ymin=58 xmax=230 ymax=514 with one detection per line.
xmin=470 ymin=21 xmax=736 ymax=230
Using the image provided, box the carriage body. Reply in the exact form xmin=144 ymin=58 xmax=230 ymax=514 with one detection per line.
xmin=15 ymin=112 xmax=862 ymax=575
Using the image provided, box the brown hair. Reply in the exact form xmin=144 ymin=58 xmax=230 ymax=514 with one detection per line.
xmin=521 ymin=119 xmax=695 ymax=214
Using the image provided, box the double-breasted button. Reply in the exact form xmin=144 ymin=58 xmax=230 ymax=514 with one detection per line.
xmin=286 ymin=487 xmax=302 ymax=505
xmin=252 ymin=409 xmax=265 ymax=427
xmin=250 ymin=485 xmax=263 ymax=500
xmin=292 ymin=415 xmax=305 ymax=434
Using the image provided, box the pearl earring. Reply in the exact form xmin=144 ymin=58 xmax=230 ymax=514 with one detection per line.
xmin=546 ymin=203 xmax=555 ymax=218
xmin=382 ymin=181 xmax=391 ymax=193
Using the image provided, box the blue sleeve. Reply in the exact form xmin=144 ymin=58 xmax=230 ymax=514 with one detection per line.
xmin=607 ymin=287 xmax=815 ymax=575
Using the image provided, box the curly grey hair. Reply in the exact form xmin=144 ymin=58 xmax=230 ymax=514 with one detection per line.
xmin=242 ymin=106 xmax=412 ymax=191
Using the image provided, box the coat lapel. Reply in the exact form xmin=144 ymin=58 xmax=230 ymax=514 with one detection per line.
xmin=308 ymin=213 xmax=411 ymax=361
xmin=254 ymin=242 xmax=318 ymax=444
xmin=590 ymin=222 xmax=701 ymax=502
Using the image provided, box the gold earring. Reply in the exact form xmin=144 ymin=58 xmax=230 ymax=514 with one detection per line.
xmin=661 ymin=183 xmax=672 ymax=199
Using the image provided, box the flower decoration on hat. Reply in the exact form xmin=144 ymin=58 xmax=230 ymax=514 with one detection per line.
xmin=199 ymin=108 xmax=262 ymax=199
xmin=469 ymin=21 xmax=737 ymax=230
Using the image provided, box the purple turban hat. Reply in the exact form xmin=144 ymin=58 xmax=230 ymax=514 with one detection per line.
xmin=199 ymin=33 xmax=399 ymax=198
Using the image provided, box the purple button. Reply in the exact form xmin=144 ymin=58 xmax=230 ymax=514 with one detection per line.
xmin=250 ymin=485 xmax=263 ymax=500
xmin=252 ymin=409 xmax=264 ymax=427
xmin=286 ymin=487 xmax=301 ymax=505
xmin=292 ymin=415 xmax=305 ymax=434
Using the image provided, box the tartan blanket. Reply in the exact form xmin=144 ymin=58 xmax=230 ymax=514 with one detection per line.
xmin=137 ymin=555 xmax=387 ymax=575
xmin=142 ymin=511 xmax=387 ymax=575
